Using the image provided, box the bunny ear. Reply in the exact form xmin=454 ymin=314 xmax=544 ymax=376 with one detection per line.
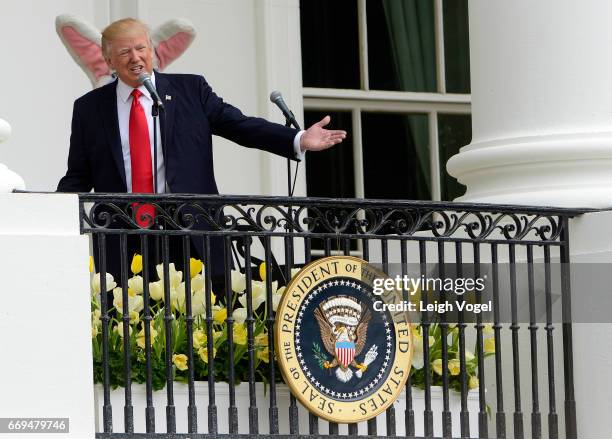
xmin=151 ymin=18 xmax=196 ymax=71
xmin=55 ymin=14 xmax=112 ymax=88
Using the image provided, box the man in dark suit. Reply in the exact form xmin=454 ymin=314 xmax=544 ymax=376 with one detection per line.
xmin=57 ymin=18 xmax=346 ymax=281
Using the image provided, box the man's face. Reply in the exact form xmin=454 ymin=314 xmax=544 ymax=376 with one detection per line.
xmin=105 ymin=30 xmax=153 ymax=88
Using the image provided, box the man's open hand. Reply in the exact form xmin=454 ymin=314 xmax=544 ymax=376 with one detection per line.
xmin=300 ymin=115 xmax=347 ymax=152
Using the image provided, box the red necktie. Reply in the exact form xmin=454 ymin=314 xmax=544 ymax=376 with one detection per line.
xmin=129 ymin=89 xmax=155 ymax=228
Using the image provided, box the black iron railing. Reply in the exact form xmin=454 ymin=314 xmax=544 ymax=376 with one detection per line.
xmin=79 ymin=194 xmax=587 ymax=439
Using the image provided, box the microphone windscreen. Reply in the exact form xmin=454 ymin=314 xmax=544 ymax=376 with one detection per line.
xmin=270 ymin=90 xmax=282 ymax=103
xmin=137 ymin=72 xmax=151 ymax=84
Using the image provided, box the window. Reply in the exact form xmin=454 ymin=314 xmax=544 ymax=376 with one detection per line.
xmin=301 ymin=0 xmax=470 ymax=202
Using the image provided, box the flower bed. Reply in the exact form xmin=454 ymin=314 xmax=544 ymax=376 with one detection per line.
xmin=91 ymin=255 xmax=494 ymax=397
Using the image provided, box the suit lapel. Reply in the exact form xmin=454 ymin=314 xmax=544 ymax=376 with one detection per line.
xmin=99 ymin=81 xmax=127 ymax=189
xmin=154 ymin=72 xmax=175 ymax=179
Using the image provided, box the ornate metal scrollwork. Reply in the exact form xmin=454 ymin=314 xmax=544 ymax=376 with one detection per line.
xmin=79 ymin=195 xmax=574 ymax=243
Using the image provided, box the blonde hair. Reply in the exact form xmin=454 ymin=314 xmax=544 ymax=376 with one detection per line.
xmin=101 ymin=18 xmax=150 ymax=57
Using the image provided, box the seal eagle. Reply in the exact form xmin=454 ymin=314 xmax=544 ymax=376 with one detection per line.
xmin=314 ymin=296 xmax=372 ymax=382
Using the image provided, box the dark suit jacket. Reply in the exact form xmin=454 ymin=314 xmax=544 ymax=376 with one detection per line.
xmin=58 ymin=72 xmax=299 ymax=279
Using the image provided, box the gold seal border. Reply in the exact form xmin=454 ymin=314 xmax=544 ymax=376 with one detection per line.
xmin=274 ymin=256 xmax=413 ymax=423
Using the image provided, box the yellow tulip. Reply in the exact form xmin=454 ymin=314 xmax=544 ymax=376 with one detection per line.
xmin=233 ymin=323 xmax=248 ymax=345
xmin=213 ymin=306 xmax=227 ymax=324
xmin=257 ymin=347 xmax=269 ymax=363
xmin=193 ymin=329 xmax=207 ymax=349
xmin=131 ymin=254 xmax=143 ymax=275
xmin=190 ymin=258 xmax=203 ymax=278
xmin=432 ymin=359 xmax=461 ymax=376
xmin=448 ymin=359 xmax=461 ymax=376
xmin=91 ymin=310 xmax=101 ymax=337
xmin=92 ymin=309 xmax=101 ymax=327
xmin=432 ymin=359 xmax=443 ymax=376
xmin=483 ymin=323 xmax=494 ymax=335
xmin=254 ymin=332 xmax=269 ymax=347
xmin=484 ymin=337 xmax=496 ymax=354
xmin=136 ymin=327 xmax=158 ymax=349
xmin=469 ymin=376 xmax=479 ymax=390
xmin=198 ymin=346 xmax=217 ymax=363
xmin=172 ymin=354 xmax=188 ymax=371
xmin=89 ymin=256 xmax=94 ymax=273
xmin=259 ymin=262 xmax=267 ymax=281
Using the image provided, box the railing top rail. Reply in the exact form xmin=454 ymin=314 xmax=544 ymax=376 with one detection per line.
xmin=70 ymin=192 xmax=593 ymax=217
xmin=13 ymin=189 xmax=594 ymax=216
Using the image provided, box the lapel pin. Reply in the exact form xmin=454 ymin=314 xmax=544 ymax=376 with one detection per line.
xmin=165 ymin=95 xmax=172 ymax=101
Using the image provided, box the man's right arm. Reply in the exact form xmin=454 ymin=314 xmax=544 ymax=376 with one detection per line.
xmin=57 ymin=101 xmax=93 ymax=193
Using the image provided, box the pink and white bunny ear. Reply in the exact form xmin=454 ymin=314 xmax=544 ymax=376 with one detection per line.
xmin=55 ymin=14 xmax=113 ymax=88
xmin=151 ymin=19 xmax=196 ymax=71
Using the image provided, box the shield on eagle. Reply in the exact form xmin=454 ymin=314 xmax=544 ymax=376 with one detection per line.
xmin=335 ymin=341 xmax=356 ymax=368
xmin=313 ymin=295 xmax=373 ymax=381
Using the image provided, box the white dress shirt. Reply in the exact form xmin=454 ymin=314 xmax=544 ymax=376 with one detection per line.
xmin=116 ymin=72 xmax=304 ymax=194
xmin=116 ymin=73 xmax=166 ymax=193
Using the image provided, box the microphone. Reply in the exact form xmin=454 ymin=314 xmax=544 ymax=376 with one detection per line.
xmin=269 ymin=90 xmax=300 ymax=129
xmin=138 ymin=72 xmax=164 ymax=109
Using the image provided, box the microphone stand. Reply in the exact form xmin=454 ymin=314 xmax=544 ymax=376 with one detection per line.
xmin=284 ymin=116 xmax=301 ymax=197
xmin=283 ymin=115 xmax=301 ymax=280
xmin=151 ymin=99 xmax=164 ymax=266
xmin=285 ymin=119 xmax=292 ymax=197
xmin=152 ymin=101 xmax=160 ymax=194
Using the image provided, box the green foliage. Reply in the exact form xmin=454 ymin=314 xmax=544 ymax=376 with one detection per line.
xmin=312 ymin=342 xmax=329 ymax=369
xmin=90 ymin=263 xmax=281 ymax=391
xmin=408 ymin=323 xmax=495 ymax=393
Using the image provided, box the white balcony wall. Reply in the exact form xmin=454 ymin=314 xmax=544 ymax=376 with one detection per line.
xmin=0 ymin=193 xmax=93 ymax=438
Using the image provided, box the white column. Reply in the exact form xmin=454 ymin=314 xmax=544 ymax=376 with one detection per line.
xmin=446 ymin=2 xmax=612 ymax=437
xmin=0 ymin=118 xmax=25 ymax=193
xmin=447 ymin=0 xmax=612 ymax=208
xmin=0 ymin=193 xmax=94 ymax=438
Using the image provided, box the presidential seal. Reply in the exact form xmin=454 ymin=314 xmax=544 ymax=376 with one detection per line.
xmin=275 ymin=256 xmax=413 ymax=423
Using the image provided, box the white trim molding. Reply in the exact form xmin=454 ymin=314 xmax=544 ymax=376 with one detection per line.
xmin=448 ymin=132 xmax=612 ymax=207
